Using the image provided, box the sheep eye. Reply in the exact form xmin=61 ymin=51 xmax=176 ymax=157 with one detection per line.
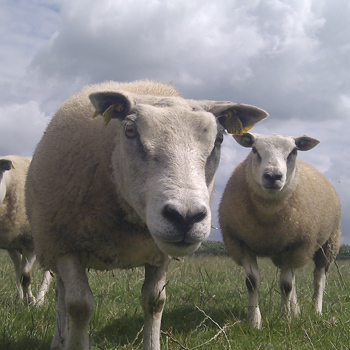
xmin=252 ymin=147 xmax=261 ymax=160
xmin=125 ymin=122 xmax=137 ymax=138
xmin=288 ymin=148 xmax=298 ymax=161
xmin=215 ymin=134 xmax=224 ymax=146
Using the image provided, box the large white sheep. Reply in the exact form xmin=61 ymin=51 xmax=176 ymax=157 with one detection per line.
xmin=0 ymin=155 xmax=52 ymax=305
xmin=219 ymin=133 xmax=341 ymax=329
xmin=25 ymin=80 xmax=268 ymax=350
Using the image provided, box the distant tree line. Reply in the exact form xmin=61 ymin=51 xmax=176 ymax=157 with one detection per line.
xmin=194 ymin=241 xmax=350 ymax=259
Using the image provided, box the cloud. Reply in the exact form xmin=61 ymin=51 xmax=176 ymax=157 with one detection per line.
xmin=1 ymin=0 xmax=349 ymax=243
xmin=0 ymin=101 xmax=49 ymax=156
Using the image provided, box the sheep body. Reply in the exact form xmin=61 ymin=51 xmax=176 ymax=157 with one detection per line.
xmin=25 ymin=80 xmax=268 ymax=349
xmin=0 ymin=155 xmax=51 ymax=304
xmin=219 ymin=133 xmax=341 ymax=328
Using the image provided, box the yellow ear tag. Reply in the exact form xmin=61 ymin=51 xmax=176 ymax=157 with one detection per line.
xmin=92 ymin=103 xmax=124 ymax=125
xmin=225 ymin=111 xmax=254 ymax=135
xmin=11 ymin=164 xmax=15 ymax=169
xmin=92 ymin=110 xmax=100 ymax=119
xmin=101 ymin=104 xmax=116 ymax=126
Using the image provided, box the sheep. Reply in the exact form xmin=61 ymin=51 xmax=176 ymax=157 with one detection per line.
xmin=219 ymin=133 xmax=341 ymax=329
xmin=25 ymin=80 xmax=268 ymax=350
xmin=0 ymin=155 xmax=52 ymax=305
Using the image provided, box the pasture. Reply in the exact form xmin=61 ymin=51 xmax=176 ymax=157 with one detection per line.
xmin=0 ymin=250 xmax=349 ymax=350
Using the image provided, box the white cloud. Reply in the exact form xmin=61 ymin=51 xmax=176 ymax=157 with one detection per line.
xmin=0 ymin=101 xmax=49 ymax=156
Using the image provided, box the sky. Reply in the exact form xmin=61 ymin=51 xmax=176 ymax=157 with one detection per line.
xmin=1 ymin=0 xmax=349 ymax=243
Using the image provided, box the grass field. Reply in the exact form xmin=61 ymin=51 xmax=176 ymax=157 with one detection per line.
xmin=0 ymin=250 xmax=349 ymax=350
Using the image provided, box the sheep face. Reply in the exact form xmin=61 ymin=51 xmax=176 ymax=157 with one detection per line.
xmin=0 ymin=159 xmax=12 ymax=204
xmin=116 ymin=105 xmax=220 ymax=256
xmin=233 ymin=133 xmax=320 ymax=196
xmin=90 ymin=93 xmax=268 ymax=257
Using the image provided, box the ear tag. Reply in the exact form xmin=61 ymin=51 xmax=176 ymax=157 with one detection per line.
xmin=92 ymin=110 xmax=100 ymax=119
xmin=92 ymin=103 xmax=124 ymax=125
xmin=101 ymin=104 xmax=117 ymax=126
xmin=225 ymin=111 xmax=253 ymax=135
xmin=11 ymin=164 xmax=15 ymax=169
xmin=299 ymin=139 xmax=307 ymax=147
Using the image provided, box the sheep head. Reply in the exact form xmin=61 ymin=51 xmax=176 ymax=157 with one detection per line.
xmin=89 ymin=91 xmax=268 ymax=257
xmin=233 ymin=133 xmax=320 ymax=196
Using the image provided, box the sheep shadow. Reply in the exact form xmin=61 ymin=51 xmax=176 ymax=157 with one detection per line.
xmin=94 ymin=304 xmax=244 ymax=346
xmin=0 ymin=337 xmax=51 ymax=350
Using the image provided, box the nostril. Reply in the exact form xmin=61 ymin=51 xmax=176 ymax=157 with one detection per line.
xmin=264 ymin=172 xmax=282 ymax=182
xmin=162 ymin=204 xmax=208 ymax=230
xmin=162 ymin=203 xmax=185 ymax=226
xmin=188 ymin=207 xmax=207 ymax=225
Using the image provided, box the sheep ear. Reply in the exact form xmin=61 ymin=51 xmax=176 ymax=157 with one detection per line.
xmin=203 ymin=102 xmax=268 ymax=135
xmin=232 ymin=133 xmax=255 ymax=148
xmin=0 ymin=159 xmax=13 ymax=172
xmin=294 ymin=136 xmax=320 ymax=151
xmin=89 ymin=91 xmax=132 ymax=125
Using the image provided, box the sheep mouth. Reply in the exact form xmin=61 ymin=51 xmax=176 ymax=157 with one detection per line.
xmin=262 ymin=184 xmax=284 ymax=194
xmin=155 ymin=239 xmax=201 ymax=257
xmin=172 ymin=240 xmax=196 ymax=248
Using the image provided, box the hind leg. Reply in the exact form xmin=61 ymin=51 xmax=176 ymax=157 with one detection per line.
xmin=36 ymin=269 xmax=53 ymax=306
xmin=20 ymin=249 xmax=37 ymax=304
xmin=8 ymin=250 xmax=24 ymax=300
xmin=313 ymin=266 xmax=326 ymax=314
xmin=313 ymin=227 xmax=341 ymax=314
xmin=280 ymin=266 xmax=300 ymax=316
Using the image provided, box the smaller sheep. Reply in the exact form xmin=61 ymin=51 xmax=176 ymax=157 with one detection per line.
xmin=219 ymin=133 xmax=341 ymax=328
xmin=0 ymin=156 xmax=52 ymax=304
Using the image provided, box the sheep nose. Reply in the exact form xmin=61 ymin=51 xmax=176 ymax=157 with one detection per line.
xmin=263 ymin=172 xmax=282 ymax=183
xmin=162 ymin=203 xmax=207 ymax=231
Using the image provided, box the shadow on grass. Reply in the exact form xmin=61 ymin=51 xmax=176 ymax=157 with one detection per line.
xmin=0 ymin=337 xmax=51 ymax=350
xmin=94 ymin=304 xmax=244 ymax=346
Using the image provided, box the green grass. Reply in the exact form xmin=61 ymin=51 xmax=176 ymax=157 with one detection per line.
xmin=0 ymin=251 xmax=350 ymax=349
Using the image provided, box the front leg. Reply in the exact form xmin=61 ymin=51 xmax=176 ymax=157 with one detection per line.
xmin=55 ymin=254 xmax=94 ymax=350
xmin=51 ymin=276 xmax=68 ymax=350
xmin=242 ymin=255 xmax=261 ymax=329
xmin=142 ymin=258 xmax=170 ymax=350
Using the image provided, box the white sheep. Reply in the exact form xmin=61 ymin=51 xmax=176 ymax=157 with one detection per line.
xmin=25 ymin=80 xmax=268 ymax=350
xmin=0 ymin=155 xmax=52 ymax=305
xmin=219 ymin=133 xmax=341 ymax=329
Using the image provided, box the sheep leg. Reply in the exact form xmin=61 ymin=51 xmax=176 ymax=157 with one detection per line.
xmin=242 ymin=256 xmax=262 ymax=329
xmin=20 ymin=249 xmax=36 ymax=304
xmin=55 ymin=254 xmax=94 ymax=350
xmin=51 ymin=276 xmax=68 ymax=350
xmin=36 ymin=269 xmax=53 ymax=306
xmin=280 ymin=266 xmax=299 ymax=316
xmin=313 ymin=266 xmax=326 ymax=314
xmin=142 ymin=259 xmax=170 ymax=350
xmin=7 ymin=249 xmax=24 ymax=300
